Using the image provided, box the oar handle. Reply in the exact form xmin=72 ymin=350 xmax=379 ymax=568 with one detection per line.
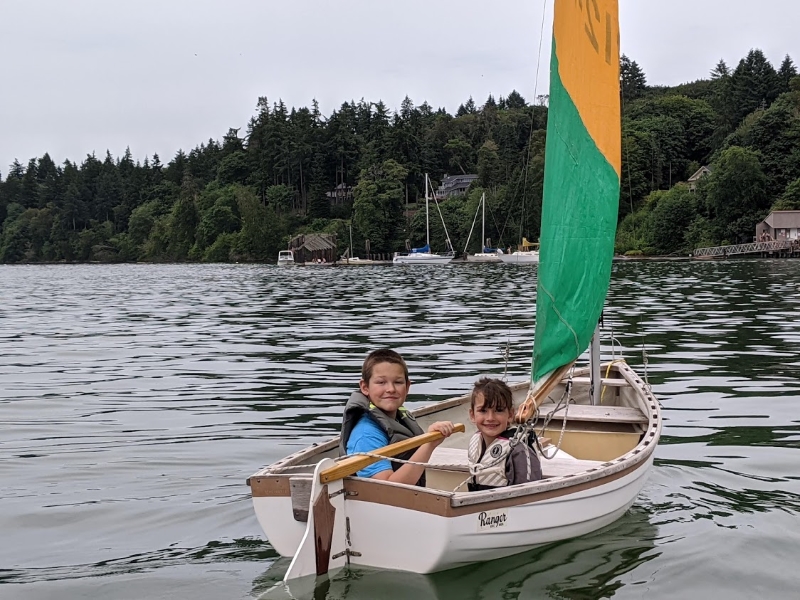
xmin=320 ymin=423 xmax=466 ymax=483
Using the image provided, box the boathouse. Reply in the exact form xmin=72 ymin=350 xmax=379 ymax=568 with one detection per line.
xmin=288 ymin=233 xmax=337 ymax=264
xmin=755 ymin=210 xmax=800 ymax=241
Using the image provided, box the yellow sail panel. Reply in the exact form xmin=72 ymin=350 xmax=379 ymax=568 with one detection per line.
xmin=553 ymin=0 xmax=621 ymax=176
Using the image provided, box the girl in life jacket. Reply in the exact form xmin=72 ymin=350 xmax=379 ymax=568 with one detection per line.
xmin=467 ymin=378 xmax=543 ymax=491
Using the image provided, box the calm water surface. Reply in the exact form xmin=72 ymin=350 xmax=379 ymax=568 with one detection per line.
xmin=1 ymin=261 xmax=800 ymax=599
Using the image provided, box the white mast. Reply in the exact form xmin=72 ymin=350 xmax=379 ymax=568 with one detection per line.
xmin=590 ymin=323 xmax=601 ymax=405
xmin=425 ymin=173 xmax=430 ymax=249
xmin=481 ymin=192 xmax=486 ymax=251
xmin=349 ymin=222 xmax=354 ymax=263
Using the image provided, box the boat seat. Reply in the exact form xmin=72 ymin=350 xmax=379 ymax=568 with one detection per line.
xmin=536 ymin=403 xmax=649 ymax=425
xmin=428 ymin=447 xmax=605 ymax=479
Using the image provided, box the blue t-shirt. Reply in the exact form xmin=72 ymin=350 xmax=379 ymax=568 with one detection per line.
xmin=346 ymin=416 xmax=392 ymax=478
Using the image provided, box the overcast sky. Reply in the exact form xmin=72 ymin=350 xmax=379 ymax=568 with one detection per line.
xmin=1 ymin=0 xmax=798 ymax=177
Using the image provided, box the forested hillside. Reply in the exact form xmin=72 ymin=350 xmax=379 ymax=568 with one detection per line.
xmin=1 ymin=48 xmax=799 ymax=263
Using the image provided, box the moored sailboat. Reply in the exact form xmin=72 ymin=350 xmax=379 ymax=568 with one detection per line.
xmin=465 ymin=192 xmax=504 ymax=263
xmin=499 ymin=238 xmax=539 ymax=264
xmin=393 ymin=174 xmax=454 ymax=265
xmin=248 ymin=0 xmax=661 ymax=581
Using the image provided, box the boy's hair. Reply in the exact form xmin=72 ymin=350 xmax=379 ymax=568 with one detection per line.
xmin=361 ymin=349 xmax=409 ymax=383
xmin=470 ymin=377 xmax=513 ymax=412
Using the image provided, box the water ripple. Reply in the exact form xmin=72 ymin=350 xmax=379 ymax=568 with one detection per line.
xmin=2 ymin=260 xmax=800 ymax=599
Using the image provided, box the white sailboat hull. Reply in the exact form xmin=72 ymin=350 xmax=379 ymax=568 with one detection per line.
xmin=248 ymin=362 xmax=661 ymax=578
xmin=252 ymin=452 xmax=652 ymax=574
xmin=393 ymin=252 xmax=454 ymax=265
xmin=466 ymin=253 xmax=503 ymax=263
xmin=499 ymin=251 xmax=539 ymax=264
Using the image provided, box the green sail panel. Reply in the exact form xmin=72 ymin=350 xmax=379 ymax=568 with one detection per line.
xmin=532 ymin=40 xmax=620 ymax=383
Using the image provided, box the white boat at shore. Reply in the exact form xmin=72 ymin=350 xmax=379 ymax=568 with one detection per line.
xmin=338 ymin=257 xmax=380 ymax=266
xmin=498 ymin=237 xmax=539 ymax=264
xmin=467 ymin=251 xmax=504 ymax=263
xmin=393 ymin=252 xmax=454 ymax=265
xmin=394 ymin=174 xmax=454 ymax=265
xmin=464 ymin=192 xmax=503 ymax=263
xmin=277 ymin=250 xmax=295 ymax=266
xmin=499 ymin=250 xmax=539 ymax=264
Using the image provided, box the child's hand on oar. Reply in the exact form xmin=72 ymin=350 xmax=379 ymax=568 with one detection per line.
xmin=426 ymin=421 xmax=459 ymax=446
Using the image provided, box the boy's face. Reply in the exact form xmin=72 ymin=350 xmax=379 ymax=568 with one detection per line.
xmin=359 ymin=361 xmax=410 ymax=418
xmin=469 ymin=392 xmax=510 ymax=441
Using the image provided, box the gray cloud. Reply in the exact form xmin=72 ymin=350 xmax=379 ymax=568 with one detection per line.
xmin=1 ymin=0 xmax=798 ymax=175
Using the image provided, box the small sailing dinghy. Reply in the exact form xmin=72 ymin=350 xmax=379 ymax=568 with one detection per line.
xmin=247 ymin=0 xmax=661 ymax=581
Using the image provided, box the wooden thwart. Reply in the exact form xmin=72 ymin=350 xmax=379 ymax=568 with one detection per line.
xmin=537 ymin=404 xmax=648 ymax=424
xmin=429 ymin=447 xmax=605 ymax=479
xmin=320 ymin=423 xmax=466 ymax=483
xmin=570 ymin=376 xmax=629 ymax=387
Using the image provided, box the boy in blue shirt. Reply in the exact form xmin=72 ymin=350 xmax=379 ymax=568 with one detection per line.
xmin=339 ymin=349 xmax=455 ymax=486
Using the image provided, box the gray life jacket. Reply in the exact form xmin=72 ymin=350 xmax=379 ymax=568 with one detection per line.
xmin=340 ymin=391 xmax=426 ymax=486
xmin=467 ymin=432 xmax=511 ymax=489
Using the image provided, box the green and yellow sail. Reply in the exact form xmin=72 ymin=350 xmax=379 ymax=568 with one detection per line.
xmin=532 ymin=0 xmax=621 ymax=384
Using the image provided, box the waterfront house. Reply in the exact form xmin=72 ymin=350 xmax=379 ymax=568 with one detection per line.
xmin=687 ymin=166 xmax=712 ymax=192
xmin=434 ymin=174 xmax=478 ymax=200
xmin=326 ymin=183 xmax=353 ymax=206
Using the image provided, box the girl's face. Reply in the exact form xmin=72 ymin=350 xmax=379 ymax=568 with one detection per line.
xmin=359 ymin=361 xmax=410 ymax=418
xmin=469 ymin=392 xmax=510 ymax=441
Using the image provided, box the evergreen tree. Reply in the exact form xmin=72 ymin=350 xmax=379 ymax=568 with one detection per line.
xmin=505 ymin=90 xmax=527 ymax=110
xmin=778 ymin=55 xmax=798 ymax=92
xmin=352 ymin=159 xmax=408 ymax=253
xmin=730 ymin=49 xmax=781 ymax=124
xmin=621 ymin=54 xmax=647 ymax=102
xmin=307 ymin=153 xmax=330 ymax=219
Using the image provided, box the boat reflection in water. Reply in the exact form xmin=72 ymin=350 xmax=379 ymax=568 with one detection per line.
xmin=255 ymin=506 xmax=658 ymax=600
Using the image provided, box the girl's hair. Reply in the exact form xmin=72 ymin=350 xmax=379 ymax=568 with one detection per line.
xmin=470 ymin=377 xmax=513 ymax=412
xmin=361 ymin=348 xmax=409 ymax=383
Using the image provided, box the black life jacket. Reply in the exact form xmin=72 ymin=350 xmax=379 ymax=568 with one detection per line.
xmin=340 ymin=391 xmax=426 ymax=487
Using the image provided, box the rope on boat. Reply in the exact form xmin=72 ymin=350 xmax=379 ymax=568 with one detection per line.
xmin=533 ymin=372 xmax=574 ymax=460
xmin=600 ymin=359 xmax=627 ymax=405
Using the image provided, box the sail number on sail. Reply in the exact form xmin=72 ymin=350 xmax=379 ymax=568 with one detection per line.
xmin=576 ymin=0 xmax=617 ymax=65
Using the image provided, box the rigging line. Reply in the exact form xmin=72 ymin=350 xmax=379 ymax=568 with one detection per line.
xmin=498 ymin=0 xmax=550 ymax=243
xmin=463 ymin=195 xmax=482 ymax=253
xmin=498 ymin=0 xmax=550 ymax=369
xmin=621 ymin=92 xmax=636 ymax=243
xmin=519 ymin=0 xmax=551 ymax=242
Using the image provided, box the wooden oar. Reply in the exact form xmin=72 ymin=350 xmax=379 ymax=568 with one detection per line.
xmin=515 ymin=362 xmax=574 ymax=423
xmin=319 ymin=423 xmax=466 ymax=483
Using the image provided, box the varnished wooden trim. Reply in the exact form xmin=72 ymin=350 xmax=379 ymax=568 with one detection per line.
xmin=250 ymin=475 xmax=292 ymax=497
xmin=342 ymin=456 xmax=652 ymax=517
xmin=313 ymin=485 xmax=335 ymax=576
